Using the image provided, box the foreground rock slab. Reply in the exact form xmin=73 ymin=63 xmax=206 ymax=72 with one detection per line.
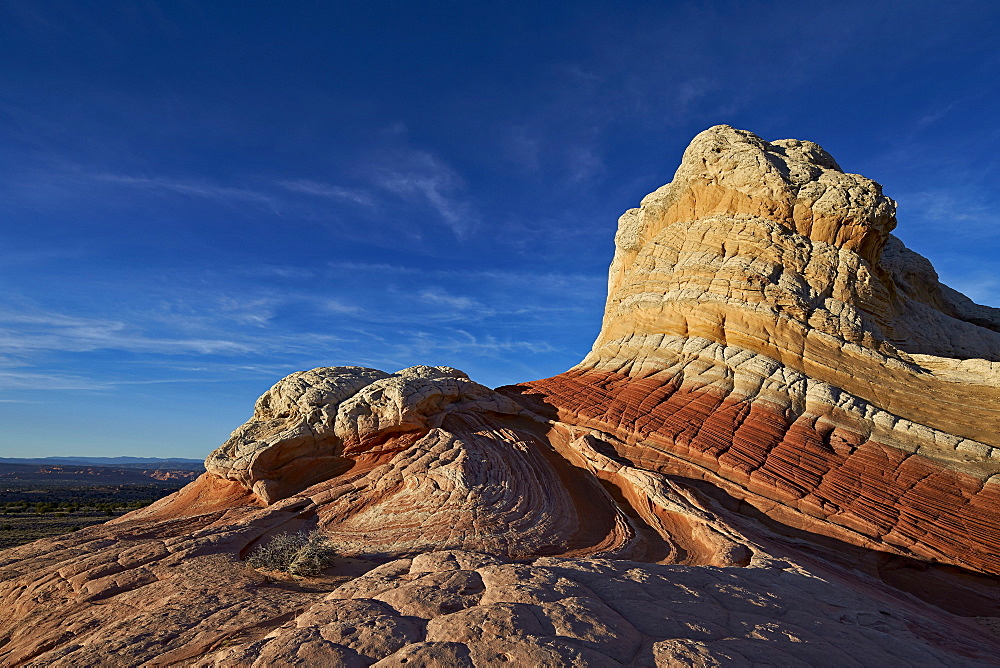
xmin=2 ymin=537 xmax=995 ymax=666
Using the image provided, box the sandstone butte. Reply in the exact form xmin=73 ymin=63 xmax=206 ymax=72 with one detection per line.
xmin=2 ymin=125 xmax=1000 ymax=666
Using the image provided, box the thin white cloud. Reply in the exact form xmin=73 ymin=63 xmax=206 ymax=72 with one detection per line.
xmin=915 ymin=102 xmax=958 ymax=129
xmin=0 ymin=370 xmax=113 ymax=392
xmin=93 ymin=173 xmax=280 ymax=213
xmin=0 ymin=309 xmax=253 ymax=356
xmin=394 ymin=329 xmax=559 ymax=359
xmin=326 ymin=260 xmax=407 ymax=273
xmin=372 ymin=149 xmax=477 ymax=237
xmin=564 ymin=143 xmax=604 ymax=184
xmin=215 ymin=296 xmax=278 ymax=327
xmin=249 ymin=265 xmax=316 ymax=280
xmin=326 ymin=260 xmax=604 ymax=290
xmin=451 ymin=330 xmax=558 ymax=355
xmin=278 ymin=179 xmax=374 ymax=206
xmin=418 ymin=290 xmax=481 ymax=311
xmin=938 ymin=272 xmax=1000 ymax=308
xmin=900 ymin=188 xmax=1000 ymax=238
xmin=0 ymin=370 xmax=237 ymax=392
xmin=323 ymin=299 xmax=361 ymax=314
xmin=0 ymin=247 xmax=89 ymax=267
xmin=502 ymin=126 xmax=542 ymax=172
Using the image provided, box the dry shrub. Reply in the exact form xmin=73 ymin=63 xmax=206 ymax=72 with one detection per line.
xmin=246 ymin=529 xmax=335 ymax=576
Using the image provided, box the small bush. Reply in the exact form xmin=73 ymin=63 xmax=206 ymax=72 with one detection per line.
xmin=246 ymin=529 xmax=335 ymax=576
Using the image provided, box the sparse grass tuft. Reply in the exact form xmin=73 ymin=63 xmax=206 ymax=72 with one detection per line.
xmin=245 ymin=529 xmax=335 ymax=576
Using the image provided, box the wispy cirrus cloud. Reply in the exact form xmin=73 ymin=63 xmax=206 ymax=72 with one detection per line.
xmin=941 ymin=273 xmax=1000 ymax=306
xmin=393 ymin=329 xmax=559 ymax=359
xmin=15 ymin=160 xmax=483 ymax=244
xmin=0 ymin=370 xmax=114 ymax=392
xmin=0 ymin=294 xmax=335 ymax=360
xmin=213 ymin=296 xmax=278 ymax=327
xmin=92 ymin=173 xmax=280 ymax=213
xmin=9 ymin=166 xmax=381 ymax=221
xmin=371 ymin=149 xmax=477 ymax=237
xmin=277 ymin=179 xmax=374 ymax=206
xmin=899 ymin=187 xmax=1000 ymax=238
xmin=0 ymin=368 xmax=248 ymax=392
xmin=323 ymin=299 xmax=362 ymax=314
xmin=915 ymin=102 xmax=959 ymax=129
xmin=418 ymin=289 xmax=483 ymax=311
xmin=326 ymin=261 xmax=604 ymax=291
xmin=0 ymin=310 xmax=255 ymax=356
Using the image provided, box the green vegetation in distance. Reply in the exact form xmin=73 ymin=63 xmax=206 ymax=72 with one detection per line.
xmin=0 ymin=484 xmax=185 ymax=550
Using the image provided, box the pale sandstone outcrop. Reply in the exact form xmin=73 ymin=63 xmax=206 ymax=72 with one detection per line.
xmin=204 ymin=366 xmax=524 ymax=504
xmin=1 ymin=126 xmax=999 ymax=666
xmin=596 ymin=126 xmax=1000 ymax=449
xmin=201 ymin=365 xmax=651 ymax=560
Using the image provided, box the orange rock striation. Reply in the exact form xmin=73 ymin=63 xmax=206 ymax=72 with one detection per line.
xmin=1 ymin=126 xmax=999 ymax=666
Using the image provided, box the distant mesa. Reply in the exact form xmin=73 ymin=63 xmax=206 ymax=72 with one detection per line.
xmin=2 ymin=126 xmax=999 ymax=666
xmin=0 ymin=458 xmax=203 ymax=485
xmin=0 ymin=456 xmax=205 ymax=470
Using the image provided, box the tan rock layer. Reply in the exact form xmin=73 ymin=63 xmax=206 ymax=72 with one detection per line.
xmin=595 ymin=218 xmax=1000 ymax=447
xmin=598 ymin=126 xmax=1000 ymax=452
xmin=615 ymin=127 xmax=896 ymax=264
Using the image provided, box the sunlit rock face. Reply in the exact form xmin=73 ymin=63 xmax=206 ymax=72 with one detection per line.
xmin=204 ymin=365 xmax=521 ymax=505
xmin=203 ymin=364 xmax=751 ymax=562
xmin=517 ymin=124 xmax=1000 ymax=577
xmin=3 ymin=126 xmax=1000 ymax=666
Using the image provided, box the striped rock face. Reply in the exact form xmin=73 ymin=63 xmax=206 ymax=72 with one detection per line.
xmin=514 ymin=124 xmax=1000 ymax=576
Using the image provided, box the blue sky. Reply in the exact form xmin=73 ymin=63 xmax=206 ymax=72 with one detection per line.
xmin=1 ymin=1 xmax=998 ymax=459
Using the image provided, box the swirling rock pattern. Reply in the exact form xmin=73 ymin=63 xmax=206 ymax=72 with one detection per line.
xmin=1 ymin=126 xmax=999 ymax=666
xmin=203 ymin=364 xmax=652 ymax=560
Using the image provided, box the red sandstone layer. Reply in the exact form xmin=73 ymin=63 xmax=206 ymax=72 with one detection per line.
xmin=507 ymin=368 xmax=1000 ymax=576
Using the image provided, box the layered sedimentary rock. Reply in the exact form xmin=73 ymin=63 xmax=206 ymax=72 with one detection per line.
xmin=517 ymin=125 xmax=1000 ymax=576
xmin=2 ymin=126 xmax=999 ymax=666
xmin=201 ymin=364 xmax=655 ymax=560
